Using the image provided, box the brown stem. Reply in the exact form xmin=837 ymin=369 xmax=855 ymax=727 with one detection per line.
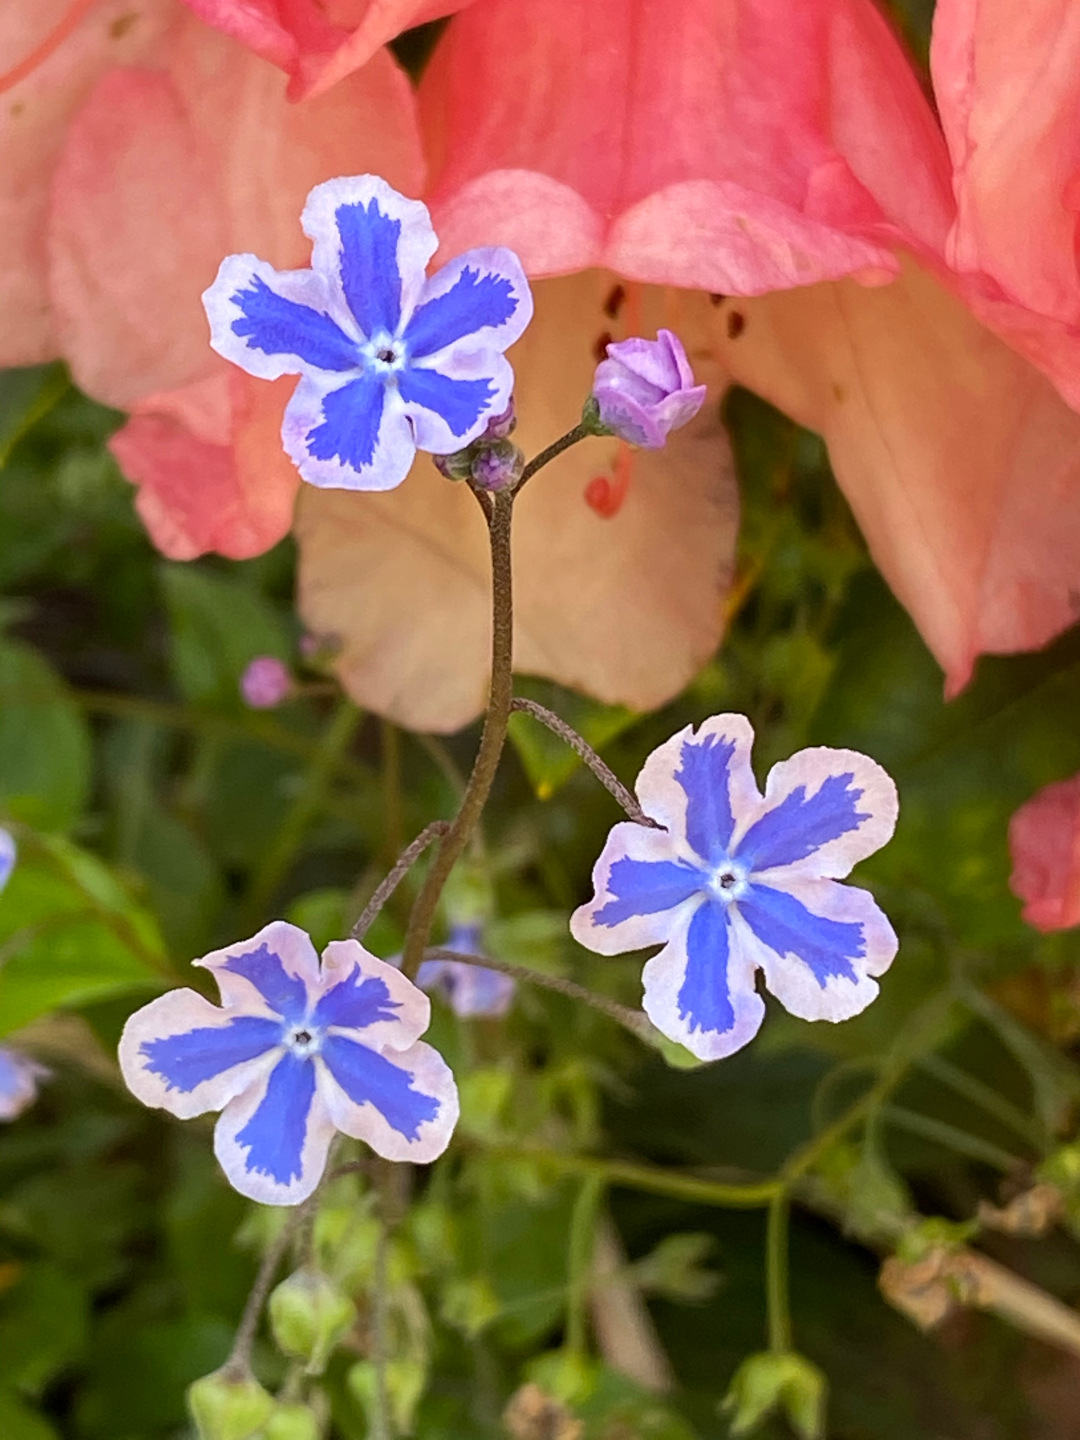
xmin=400 ymin=489 xmax=516 ymax=979
xmin=350 ymin=820 xmax=451 ymax=941
xmin=509 ymin=697 xmax=659 ymax=828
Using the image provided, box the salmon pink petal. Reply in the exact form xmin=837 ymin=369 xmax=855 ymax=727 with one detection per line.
xmin=295 ymin=272 xmax=738 ymax=731
xmin=178 ymin=0 xmax=474 ymax=101
xmin=711 ymin=259 xmax=1080 ymax=694
xmin=420 ymin=0 xmax=953 ymax=286
xmin=1009 ymin=775 xmax=1080 ymax=933
xmin=0 ymin=0 xmax=171 ymax=366
xmin=46 ymin=14 xmax=423 ymax=412
xmin=109 ymin=373 xmax=301 ymax=560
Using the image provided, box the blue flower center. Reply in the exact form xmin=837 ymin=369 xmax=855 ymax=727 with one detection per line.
xmin=705 ymin=859 xmax=748 ymax=905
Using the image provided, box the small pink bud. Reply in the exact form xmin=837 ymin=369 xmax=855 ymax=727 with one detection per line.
xmin=240 ymin=656 xmax=292 ymax=709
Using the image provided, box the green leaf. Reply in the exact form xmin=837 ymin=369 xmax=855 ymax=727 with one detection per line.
xmin=0 ymin=1263 xmax=88 ymax=1395
xmin=0 ymin=636 xmax=91 ymax=831
xmin=0 ymin=1389 xmax=59 ymax=1440
xmin=0 ymin=366 xmax=69 ymax=470
xmin=0 ymin=834 xmax=164 ymax=1036
xmin=508 ymin=679 xmax=637 ymax=800
xmin=160 ymin=564 xmax=293 ymax=708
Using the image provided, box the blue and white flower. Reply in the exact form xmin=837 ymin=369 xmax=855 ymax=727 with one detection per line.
xmin=571 ymin=715 xmax=899 ymax=1061
xmin=420 ymin=922 xmax=515 ymax=1019
xmin=119 ymin=922 xmax=459 ymax=1205
xmin=202 ymin=175 xmax=533 ymax=491
xmin=0 ymin=827 xmax=15 ymax=893
xmin=0 ymin=1046 xmax=49 ymax=1122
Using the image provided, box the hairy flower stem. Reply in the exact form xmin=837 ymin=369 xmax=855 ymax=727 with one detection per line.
xmin=351 ymin=820 xmax=451 ymax=941
xmin=515 ymin=421 xmax=593 ymax=492
xmin=224 ymin=1203 xmax=309 ymax=1379
xmin=400 ymin=489 xmax=516 ymax=979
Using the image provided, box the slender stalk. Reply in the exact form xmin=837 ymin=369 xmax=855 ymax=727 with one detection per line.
xmin=351 ymin=820 xmax=451 ymax=941
xmin=509 ymin=698 xmax=658 ymax=828
xmin=370 ymin=1166 xmax=393 ymax=1440
xmin=914 ymin=1053 xmax=1037 ymax=1148
xmin=765 ymin=1191 xmax=791 ymax=1354
xmin=400 ymin=490 xmax=516 ymax=978
xmin=425 ymin=946 xmax=653 ymax=1038
xmin=483 ymin=1144 xmax=780 ymax=1209
xmin=515 ymin=422 xmax=593 ymax=492
xmin=881 ymin=1105 xmax=1025 ymax=1173
xmin=565 ymin=1175 xmax=605 ymax=1355
xmin=224 ymin=1206 xmax=308 ymax=1378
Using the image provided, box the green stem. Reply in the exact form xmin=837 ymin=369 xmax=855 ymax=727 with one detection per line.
xmin=565 ymin=1175 xmax=605 ymax=1356
xmin=371 ymin=1173 xmax=393 ymax=1440
xmin=225 ymin=1205 xmax=308 ymax=1378
xmin=515 ymin=422 xmax=593 ymax=492
xmin=242 ymin=700 xmax=362 ymax=925
xmin=881 ymin=1105 xmax=1025 ymax=1172
xmin=765 ymin=1191 xmax=791 ymax=1354
xmin=914 ymin=1052 xmax=1037 ymax=1148
xmin=400 ymin=490 xmax=515 ymax=979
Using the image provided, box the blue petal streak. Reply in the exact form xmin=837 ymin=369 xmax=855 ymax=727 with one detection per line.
xmin=397 ymin=367 xmax=496 ymax=439
xmin=594 ymin=857 xmax=703 ymax=928
xmin=312 ymin=970 xmax=400 ymax=1031
xmin=141 ymin=1015 xmax=281 ymax=1092
xmin=676 ymin=736 xmax=738 ymax=864
xmin=230 ymin=275 xmax=358 ymax=371
xmin=221 ymin=945 xmax=308 ymax=1023
xmin=321 ymin=1035 xmax=440 ymax=1141
xmin=677 ymin=900 xmax=736 ymax=1036
xmin=235 ymin=1051 xmax=316 ymax=1184
xmin=306 ymin=373 xmax=386 ymax=471
xmin=336 ymin=200 xmax=403 ymax=338
xmin=735 ymin=773 xmax=870 ymax=871
xmin=739 ymin=884 xmax=864 ymax=985
xmin=405 ymin=266 xmax=519 ymax=359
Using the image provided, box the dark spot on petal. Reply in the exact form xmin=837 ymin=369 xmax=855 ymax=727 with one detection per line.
xmin=593 ymin=330 xmax=613 ymax=363
xmin=726 ymin=310 xmax=746 ymax=339
xmin=602 ymin=283 xmax=626 ymax=319
xmin=110 ymin=12 xmax=139 ymax=38
xmin=832 ymin=382 xmax=847 ymax=402
xmin=709 ymin=293 xmax=726 ymax=307
xmin=10 ymin=102 xmax=24 ymax=117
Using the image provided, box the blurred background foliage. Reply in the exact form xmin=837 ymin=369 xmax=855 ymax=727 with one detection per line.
xmin=4 ymin=9 xmax=1080 ymax=1421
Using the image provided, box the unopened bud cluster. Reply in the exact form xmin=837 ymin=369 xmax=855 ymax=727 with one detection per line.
xmin=433 ymin=401 xmax=525 ymax=493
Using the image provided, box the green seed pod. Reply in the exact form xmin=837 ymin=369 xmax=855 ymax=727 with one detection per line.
xmin=187 ymin=1371 xmax=275 ymax=1440
xmin=721 ymin=1351 xmax=826 ymax=1440
xmin=268 ymin=1267 xmax=357 ymax=1374
xmin=263 ymin=1402 xmax=320 ymax=1440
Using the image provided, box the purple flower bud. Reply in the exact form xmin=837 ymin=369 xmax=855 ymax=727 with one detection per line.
xmin=591 ymin=329 xmax=707 ymax=449
xmin=433 ymin=449 xmax=474 ymax=481
xmin=470 ymin=440 xmax=524 ymax=493
xmin=241 ymin=656 xmax=292 ymax=709
xmin=482 ymin=399 xmax=517 ymax=440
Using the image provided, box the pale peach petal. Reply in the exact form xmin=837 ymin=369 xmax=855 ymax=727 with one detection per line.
xmin=48 ymin=20 xmax=424 ymax=411
xmin=109 ymin=372 xmax=300 ymax=560
xmin=296 ymin=273 xmax=738 ymax=732
xmin=420 ymin=0 xmax=953 ymax=284
xmin=1008 ymin=774 xmax=1080 ymax=932
xmin=710 ymin=259 xmax=1080 ymax=693
xmin=0 ymin=0 xmax=172 ymax=366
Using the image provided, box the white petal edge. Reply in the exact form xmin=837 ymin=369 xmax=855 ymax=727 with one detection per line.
xmin=214 ymin=1067 xmax=337 ymax=1206
xmin=318 ymin=1039 xmax=460 ymax=1165
xmin=282 ymin=373 xmax=418 ymax=491
xmin=197 ymin=921 xmax=322 ymax=1014
xmin=320 ymin=940 xmax=432 ymax=1052
xmin=403 ymin=350 xmax=514 ymax=455
xmin=570 ymin=820 xmax=697 ymax=955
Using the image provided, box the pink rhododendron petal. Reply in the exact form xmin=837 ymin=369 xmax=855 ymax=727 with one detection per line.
xmin=711 ymin=260 xmax=1080 ymax=693
xmin=0 ymin=0 xmax=171 ymax=365
xmin=1008 ymin=775 xmax=1080 ymax=933
xmin=47 ymin=13 xmax=423 ymax=417
xmin=178 ymin=0 xmax=470 ymax=101
xmin=420 ymin=0 xmax=953 ymax=286
xmin=109 ymin=373 xmax=301 ymax=560
xmin=296 ymin=273 xmax=737 ymax=732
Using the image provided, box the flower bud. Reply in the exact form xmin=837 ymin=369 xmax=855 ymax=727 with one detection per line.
xmin=240 ymin=656 xmax=292 ymax=710
xmin=590 ymin=329 xmax=706 ymax=449
xmin=482 ymin=399 xmax=517 ymax=439
xmin=721 ymin=1351 xmax=826 ymax=1440
xmin=264 ymin=1403 xmax=320 ymax=1440
xmin=433 ymin=447 xmax=475 ymax=481
xmin=470 ymin=439 xmax=525 ymax=493
xmin=268 ymin=1267 xmax=357 ymax=1375
xmin=187 ymin=1371 xmax=275 ymax=1440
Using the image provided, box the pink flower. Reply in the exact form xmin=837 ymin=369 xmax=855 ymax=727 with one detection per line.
xmin=1008 ymin=776 xmax=1080 ymax=933
xmin=241 ymin=656 xmax=293 ymax=709
xmin=1 ymin=0 xmax=424 ymax=558
xmin=592 ymin=329 xmax=706 ymax=449
xmin=416 ymin=0 xmax=1080 ymax=697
